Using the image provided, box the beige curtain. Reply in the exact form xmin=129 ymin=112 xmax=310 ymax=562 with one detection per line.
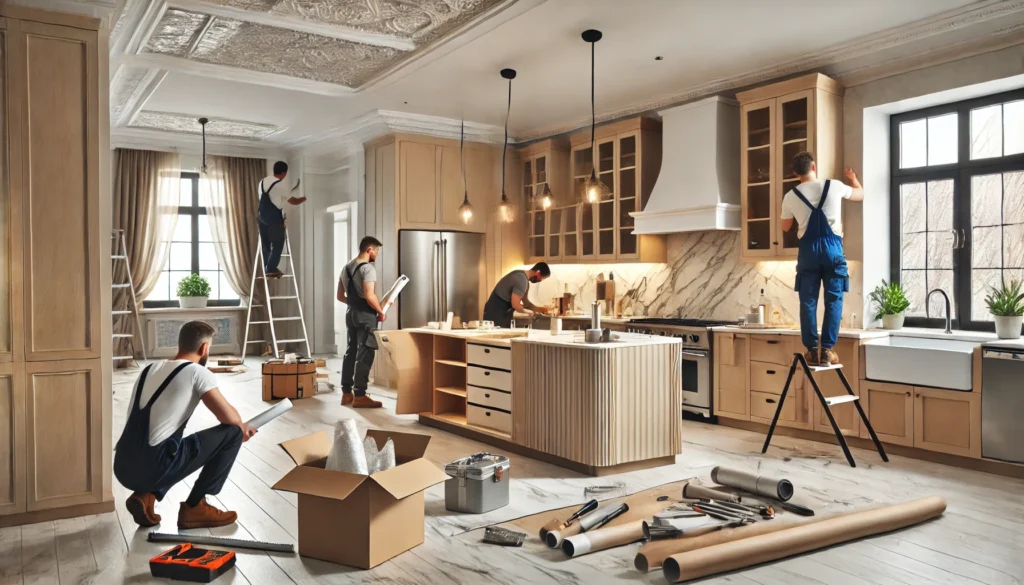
xmin=200 ymin=154 xmax=265 ymax=299
xmin=112 ymin=148 xmax=182 ymax=364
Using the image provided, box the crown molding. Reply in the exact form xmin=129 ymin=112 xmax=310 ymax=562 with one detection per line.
xmin=110 ymin=64 xmax=167 ymax=127
xmin=112 ymin=127 xmax=279 ymax=158
xmin=514 ymin=0 xmax=1024 ymax=141
xmin=6 ymin=0 xmax=117 ymax=23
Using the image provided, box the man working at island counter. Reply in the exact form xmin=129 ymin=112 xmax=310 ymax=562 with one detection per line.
xmin=781 ymin=151 xmax=864 ymax=366
xmin=337 ymin=236 xmax=386 ymax=408
xmin=484 ymin=262 xmax=552 ymax=328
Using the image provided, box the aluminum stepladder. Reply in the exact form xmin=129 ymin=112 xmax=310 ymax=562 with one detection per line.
xmin=111 ymin=229 xmax=147 ymax=366
xmin=761 ymin=353 xmax=889 ymax=467
xmin=241 ymin=228 xmax=311 ymax=359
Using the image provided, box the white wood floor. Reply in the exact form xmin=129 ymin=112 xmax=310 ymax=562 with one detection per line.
xmin=2 ymin=357 xmax=1022 ymax=585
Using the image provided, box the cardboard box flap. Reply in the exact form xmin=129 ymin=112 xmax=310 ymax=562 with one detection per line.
xmin=365 ymin=429 xmax=432 ymax=462
xmin=272 ymin=465 xmax=368 ymax=500
xmin=370 ymin=458 xmax=449 ymax=500
xmin=279 ymin=430 xmax=332 ymax=466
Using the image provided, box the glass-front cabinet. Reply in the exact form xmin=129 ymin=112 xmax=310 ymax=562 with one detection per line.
xmin=737 ymin=74 xmax=844 ymax=261
xmin=522 ymin=139 xmax=572 ymax=263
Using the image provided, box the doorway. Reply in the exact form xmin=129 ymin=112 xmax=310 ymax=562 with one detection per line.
xmin=327 ymin=202 xmax=358 ymax=356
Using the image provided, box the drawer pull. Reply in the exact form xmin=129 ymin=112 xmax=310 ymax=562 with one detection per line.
xmin=484 ymin=371 xmax=491 ymax=376
xmin=485 ymin=393 xmax=491 ymax=398
xmin=484 ymin=348 xmax=490 ymax=354
xmin=906 ymin=391 xmax=911 ymax=397
xmin=767 ymin=370 xmax=776 ymax=375
xmin=766 ymin=398 xmax=777 ymax=404
xmin=766 ymin=340 xmax=779 ymax=345
xmin=486 ymin=412 xmax=491 ymax=417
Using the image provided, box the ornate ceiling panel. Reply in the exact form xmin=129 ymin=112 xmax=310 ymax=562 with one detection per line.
xmin=202 ymin=0 xmax=504 ymax=41
xmin=142 ymin=9 xmax=406 ymax=86
xmin=130 ymin=111 xmax=281 ymax=140
xmin=110 ymin=66 xmax=150 ymax=122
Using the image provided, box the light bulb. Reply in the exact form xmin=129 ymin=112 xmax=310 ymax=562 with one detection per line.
xmin=459 ymin=206 xmax=473 ymax=224
xmin=497 ymin=197 xmax=515 ymax=223
xmin=587 ymin=185 xmax=599 ymax=203
xmin=540 ymin=194 xmax=553 ymax=210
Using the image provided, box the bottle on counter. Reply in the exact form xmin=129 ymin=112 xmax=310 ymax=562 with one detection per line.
xmin=758 ymin=289 xmax=772 ymax=325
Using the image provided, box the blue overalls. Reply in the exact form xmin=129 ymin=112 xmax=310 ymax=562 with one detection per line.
xmin=793 ymin=180 xmax=849 ymax=352
xmin=257 ymin=179 xmax=285 ymax=273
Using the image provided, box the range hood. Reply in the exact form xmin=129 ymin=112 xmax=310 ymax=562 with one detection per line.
xmin=631 ymin=96 xmax=740 ymax=234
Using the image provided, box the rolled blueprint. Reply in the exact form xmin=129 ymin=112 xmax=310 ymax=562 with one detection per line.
xmin=663 ymin=497 xmax=947 ymax=583
xmin=538 ymin=518 xmax=562 ymax=541
xmin=245 ymin=398 xmax=292 ymax=429
xmin=544 ymin=522 xmax=583 ymax=549
xmin=325 ymin=419 xmax=368 ymax=474
xmin=681 ymin=481 xmax=740 ymax=503
xmin=711 ymin=466 xmax=794 ymax=502
xmin=561 ymin=521 xmax=645 ymax=558
xmin=380 ymin=275 xmax=409 ymax=315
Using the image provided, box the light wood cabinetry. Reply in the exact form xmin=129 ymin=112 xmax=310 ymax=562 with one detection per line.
xmin=713 ymin=332 xmax=749 ymax=420
xmin=521 ymin=139 xmax=572 ymax=262
xmin=860 ymin=380 xmax=914 ymax=447
xmin=0 ymin=6 xmax=108 ymax=525
xmin=859 ymin=380 xmax=979 ymax=457
xmin=568 ymin=117 xmax=666 ymax=263
xmin=737 ymin=74 xmax=843 ymax=261
xmin=746 ymin=335 xmax=813 ymax=429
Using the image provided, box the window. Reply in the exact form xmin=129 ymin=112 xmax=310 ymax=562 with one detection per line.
xmin=891 ymin=88 xmax=1024 ymax=330
xmin=145 ymin=173 xmax=240 ymax=307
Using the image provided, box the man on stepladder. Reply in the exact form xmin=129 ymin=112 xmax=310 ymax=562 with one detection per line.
xmin=337 ymin=236 xmax=386 ymax=408
xmin=781 ymin=152 xmax=864 ymax=366
xmin=257 ymin=161 xmax=306 ymax=279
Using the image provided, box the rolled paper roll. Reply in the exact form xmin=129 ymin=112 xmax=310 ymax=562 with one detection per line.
xmin=662 ymin=496 xmax=947 ymax=583
xmin=711 ymin=466 xmax=794 ymax=502
xmin=561 ymin=521 xmax=645 ymax=558
xmin=538 ymin=518 xmax=562 ymax=540
xmin=680 ymin=481 xmax=740 ymax=503
xmin=245 ymin=398 xmax=292 ymax=429
xmin=544 ymin=522 xmax=583 ymax=548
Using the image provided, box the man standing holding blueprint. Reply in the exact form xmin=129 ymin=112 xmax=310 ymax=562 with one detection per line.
xmin=337 ymin=236 xmax=385 ymax=408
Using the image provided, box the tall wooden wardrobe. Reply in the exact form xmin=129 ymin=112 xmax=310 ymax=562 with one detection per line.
xmin=0 ymin=5 xmax=110 ymax=526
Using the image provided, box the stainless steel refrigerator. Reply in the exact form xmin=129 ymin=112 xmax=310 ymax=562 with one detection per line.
xmin=398 ymin=230 xmax=484 ymax=329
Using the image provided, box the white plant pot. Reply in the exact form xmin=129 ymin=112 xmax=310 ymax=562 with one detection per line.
xmin=881 ymin=312 xmax=905 ymax=330
xmin=179 ymin=296 xmax=209 ymax=309
xmin=993 ymin=315 xmax=1023 ymax=339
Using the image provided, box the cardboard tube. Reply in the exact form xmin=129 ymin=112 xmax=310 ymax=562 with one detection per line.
xmin=711 ymin=466 xmax=794 ymax=501
xmin=538 ymin=518 xmax=562 ymax=540
xmin=545 ymin=522 xmax=583 ymax=548
xmin=561 ymin=521 xmax=645 ymax=557
xmin=634 ymin=515 xmax=808 ymax=572
xmin=663 ymin=496 xmax=946 ymax=583
xmin=681 ymin=481 xmax=739 ymax=503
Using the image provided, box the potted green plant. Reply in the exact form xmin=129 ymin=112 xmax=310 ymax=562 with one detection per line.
xmin=986 ymin=279 xmax=1024 ymax=340
xmin=869 ymin=280 xmax=911 ymax=330
xmin=177 ymin=273 xmax=212 ymax=309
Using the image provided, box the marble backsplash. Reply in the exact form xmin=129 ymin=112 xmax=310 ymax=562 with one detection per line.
xmin=525 ymin=231 xmax=864 ymax=328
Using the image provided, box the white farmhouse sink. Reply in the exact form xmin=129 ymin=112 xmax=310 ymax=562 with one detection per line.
xmin=863 ymin=336 xmax=978 ymax=391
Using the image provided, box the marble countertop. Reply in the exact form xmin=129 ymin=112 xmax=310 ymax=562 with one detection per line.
xmin=399 ymin=327 xmax=523 ymax=347
xmin=710 ymin=325 xmax=889 ymax=340
xmin=513 ymin=311 xmax=630 ymax=324
xmin=509 ymin=330 xmax=681 ymax=349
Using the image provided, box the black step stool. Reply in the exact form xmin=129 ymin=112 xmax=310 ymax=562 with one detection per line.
xmin=761 ymin=353 xmax=889 ymax=467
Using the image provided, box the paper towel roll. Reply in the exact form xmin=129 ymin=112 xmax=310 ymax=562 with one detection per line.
xmin=325 ymin=419 xmax=368 ymax=474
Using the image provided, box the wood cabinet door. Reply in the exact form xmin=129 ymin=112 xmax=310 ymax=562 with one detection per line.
xmin=740 ymin=99 xmax=776 ymax=260
xmin=774 ymin=89 xmax=813 ymax=259
xmin=0 ymin=24 xmax=19 ymax=365
xmin=594 ymin=137 xmax=616 ymax=259
xmin=17 ymin=22 xmax=100 ymax=361
xmin=464 ymin=147 xmax=493 ymax=233
xmin=914 ymin=387 xmax=979 ymax=458
xmin=25 ymin=359 xmax=102 ymax=511
xmin=399 ymin=141 xmax=438 ymax=226
xmin=860 ymin=380 xmax=913 ymax=447
xmin=0 ymin=362 xmax=25 ymax=516
xmin=438 ymin=144 xmax=464 ymax=229
xmin=714 ymin=333 xmax=748 ymax=420
xmin=615 ymin=131 xmax=640 ymax=259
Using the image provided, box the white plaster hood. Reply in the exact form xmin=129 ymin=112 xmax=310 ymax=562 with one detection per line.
xmin=631 ymin=96 xmax=741 ymax=234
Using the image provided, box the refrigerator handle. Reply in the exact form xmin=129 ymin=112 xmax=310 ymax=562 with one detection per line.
xmin=433 ymin=241 xmax=441 ymax=321
xmin=442 ymin=239 xmax=448 ymax=317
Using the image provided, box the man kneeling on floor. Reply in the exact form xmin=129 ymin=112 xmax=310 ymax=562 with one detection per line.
xmin=114 ymin=320 xmax=257 ymax=529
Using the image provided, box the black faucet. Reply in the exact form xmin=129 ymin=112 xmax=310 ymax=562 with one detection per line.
xmin=926 ymin=289 xmax=952 ymax=334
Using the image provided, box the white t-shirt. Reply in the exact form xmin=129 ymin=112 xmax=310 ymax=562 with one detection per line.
xmin=127 ymin=360 xmax=219 ymax=446
xmin=780 ymin=179 xmax=854 ymax=238
xmin=258 ymin=175 xmax=290 ymax=217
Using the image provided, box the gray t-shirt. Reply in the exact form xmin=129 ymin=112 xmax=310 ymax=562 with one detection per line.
xmin=492 ymin=270 xmax=529 ymax=303
xmin=341 ymin=259 xmax=377 ymax=299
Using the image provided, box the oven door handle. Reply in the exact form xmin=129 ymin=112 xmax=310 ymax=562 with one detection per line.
xmin=680 ymin=349 xmax=709 ymax=358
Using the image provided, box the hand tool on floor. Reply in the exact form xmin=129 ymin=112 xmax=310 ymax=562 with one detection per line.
xmin=482 ymin=526 xmax=526 ymax=546
xmin=561 ymin=499 xmax=599 ymax=528
xmin=690 ymin=501 xmax=764 ymax=522
xmin=150 ymin=543 xmax=236 ymax=583
xmin=147 ymin=532 xmax=294 ymax=553
xmin=583 ymin=503 xmax=628 ymax=532
xmin=705 ymin=499 xmax=774 ymax=518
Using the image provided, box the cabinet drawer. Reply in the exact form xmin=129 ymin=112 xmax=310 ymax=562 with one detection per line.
xmin=468 ymin=344 xmax=511 ymax=371
xmin=749 ymin=335 xmax=792 ymax=365
xmin=750 ymin=361 xmax=789 ymax=395
xmin=468 ymin=386 xmax=512 ymax=412
xmin=468 ymin=366 xmax=511 ymax=392
xmin=467 ymin=404 xmax=512 ymax=434
xmin=750 ymin=391 xmax=795 ymax=422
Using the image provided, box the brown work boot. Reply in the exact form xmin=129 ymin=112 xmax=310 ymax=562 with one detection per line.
xmin=178 ymin=498 xmax=237 ymax=529
xmin=804 ymin=347 xmax=820 ymax=367
xmin=266 ymin=269 xmax=284 ymax=279
xmin=341 ymin=392 xmax=354 ymax=406
xmin=352 ymin=395 xmax=382 ymax=409
xmin=125 ymin=492 xmax=161 ymax=527
xmin=822 ymin=347 xmax=840 ymax=365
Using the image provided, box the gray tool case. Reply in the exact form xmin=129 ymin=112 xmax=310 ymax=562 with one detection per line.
xmin=444 ymin=453 xmax=510 ymax=514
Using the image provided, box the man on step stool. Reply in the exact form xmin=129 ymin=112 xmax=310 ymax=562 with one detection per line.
xmin=781 ymin=152 xmax=864 ymax=366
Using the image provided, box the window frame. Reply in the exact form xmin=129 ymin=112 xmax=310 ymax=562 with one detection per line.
xmin=889 ymin=87 xmax=1024 ymax=331
xmin=143 ymin=172 xmax=241 ymax=308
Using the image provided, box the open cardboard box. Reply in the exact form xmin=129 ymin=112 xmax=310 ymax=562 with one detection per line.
xmin=273 ymin=428 xmax=449 ymax=569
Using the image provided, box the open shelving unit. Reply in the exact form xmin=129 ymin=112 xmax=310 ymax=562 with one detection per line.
xmin=432 ymin=336 xmax=467 ymax=418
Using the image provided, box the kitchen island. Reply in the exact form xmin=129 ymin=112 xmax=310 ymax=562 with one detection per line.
xmin=376 ymin=328 xmax=682 ymax=475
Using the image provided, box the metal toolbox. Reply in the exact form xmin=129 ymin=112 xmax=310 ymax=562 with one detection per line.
xmin=444 ymin=453 xmax=510 ymax=514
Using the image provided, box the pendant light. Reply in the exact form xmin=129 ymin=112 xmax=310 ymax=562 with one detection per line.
xmin=198 ymin=117 xmax=209 ymax=175
xmin=581 ymin=29 xmax=610 ymax=204
xmin=457 ymin=118 xmax=474 ymax=224
xmin=538 ymin=183 xmax=553 ymax=210
xmin=496 ymin=68 xmax=517 ymax=224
